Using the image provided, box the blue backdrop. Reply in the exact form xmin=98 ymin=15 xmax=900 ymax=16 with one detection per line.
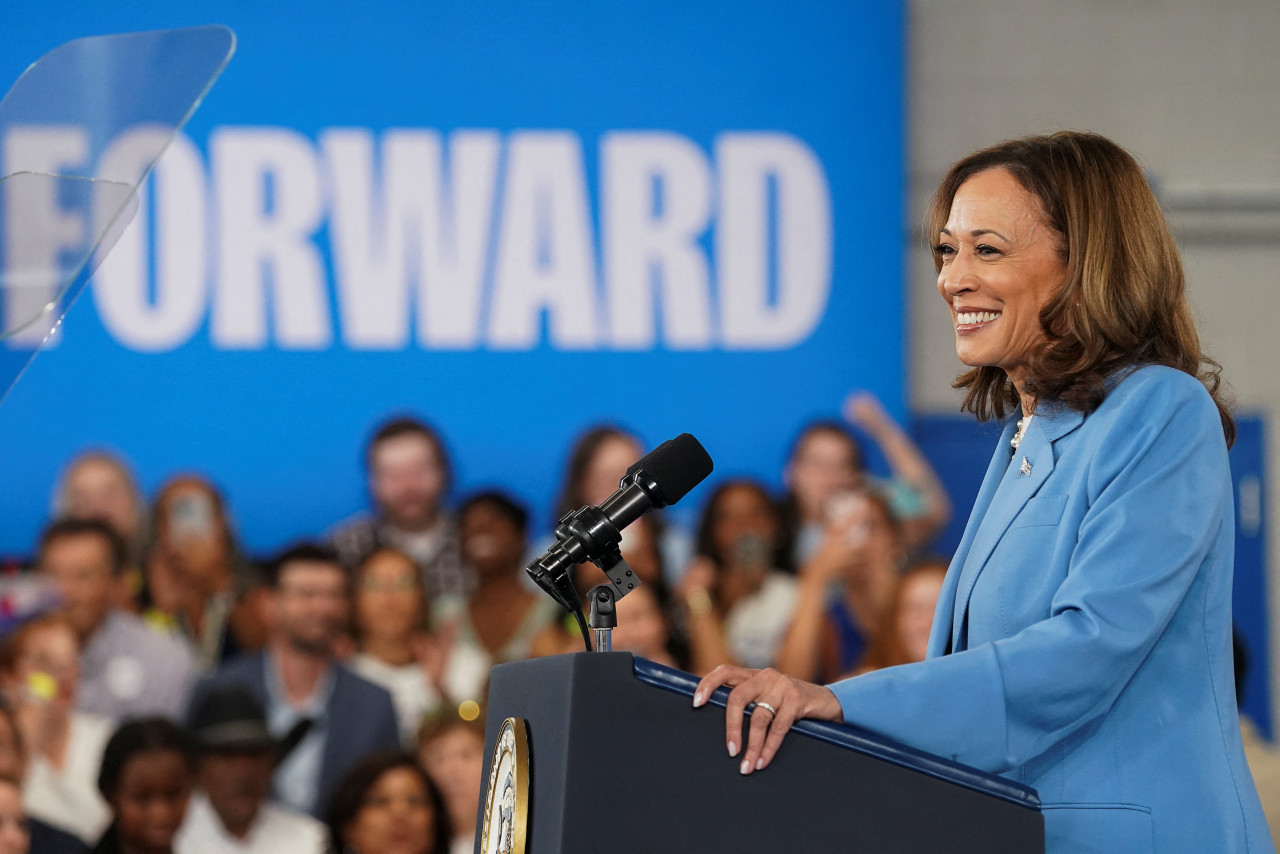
xmin=0 ymin=2 xmax=906 ymax=555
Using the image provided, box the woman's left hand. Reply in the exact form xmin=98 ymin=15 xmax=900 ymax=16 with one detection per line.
xmin=692 ymin=665 xmax=843 ymax=775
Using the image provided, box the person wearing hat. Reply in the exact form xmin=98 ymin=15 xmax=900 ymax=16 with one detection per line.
xmin=192 ymin=543 xmax=400 ymax=819
xmin=175 ymin=684 xmax=325 ymax=854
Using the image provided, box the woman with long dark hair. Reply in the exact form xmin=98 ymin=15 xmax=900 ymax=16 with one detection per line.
xmin=146 ymin=476 xmax=266 ymax=667
xmin=780 ymin=391 xmax=950 ymax=568
xmin=678 ymin=479 xmax=797 ymax=675
xmin=348 ymin=547 xmax=449 ymax=744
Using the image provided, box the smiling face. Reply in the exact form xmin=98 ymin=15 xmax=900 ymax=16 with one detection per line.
xmin=459 ymin=501 xmax=526 ymax=580
xmin=198 ymin=749 xmax=274 ymax=838
xmin=272 ymin=560 xmax=349 ymax=656
xmin=936 ymin=167 xmax=1067 ymax=396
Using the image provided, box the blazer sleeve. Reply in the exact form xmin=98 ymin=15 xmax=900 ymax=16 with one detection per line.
xmin=827 ymin=371 xmax=1230 ymax=774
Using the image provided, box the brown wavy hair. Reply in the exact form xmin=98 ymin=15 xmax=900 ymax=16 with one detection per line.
xmin=928 ymin=131 xmax=1234 ymax=446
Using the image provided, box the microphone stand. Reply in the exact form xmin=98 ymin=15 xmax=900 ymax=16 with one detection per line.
xmin=527 ymin=433 xmax=713 ymax=651
xmin=585 ymin=546 xmax=641 ymax=652
xmin=588 ymin=585 xmax=617 ymax=652
xmin=527 ymin=538 xmax=642 ymax=652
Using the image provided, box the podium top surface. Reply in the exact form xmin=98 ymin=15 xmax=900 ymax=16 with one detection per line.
xmin=633 ymin=656 xmax=1041 ymax=810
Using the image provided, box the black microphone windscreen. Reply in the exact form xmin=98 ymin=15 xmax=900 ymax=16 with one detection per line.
xmin=629 ymin=433 xmax=714 ymax=506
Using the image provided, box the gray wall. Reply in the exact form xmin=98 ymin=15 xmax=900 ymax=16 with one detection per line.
xmin=906 ymin=0 xmax=1280 ymax=709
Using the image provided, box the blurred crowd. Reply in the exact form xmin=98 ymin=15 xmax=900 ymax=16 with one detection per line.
xmin=0 ymin=390 xmax=958 ymax=854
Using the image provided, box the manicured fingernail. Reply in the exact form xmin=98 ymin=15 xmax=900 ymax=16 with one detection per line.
xmin=739 ymin=759 xmax=752 ymax=775
xmin=692 ymin=692 xmax=704 ymax=707
xmin=756 ymin=758 xmax=764 ymax=771
xmin=727 ymin=740 xmax=738 ymax=758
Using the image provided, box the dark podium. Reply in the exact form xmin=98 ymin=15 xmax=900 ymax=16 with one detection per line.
xmin=480 ymin=652 xmax=1043 ymax=853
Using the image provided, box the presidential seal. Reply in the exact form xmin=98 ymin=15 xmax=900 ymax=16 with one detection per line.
xmin=480 ymin=717 xmax=529 ymax=854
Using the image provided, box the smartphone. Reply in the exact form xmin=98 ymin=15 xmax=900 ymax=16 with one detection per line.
xmin=826 ymin=490 xmax=871 ymax=545
xmin=732 ymin=533 xmax=771 ymax=573
xmin=826 ymin=490 xmax=861 ymax=522
xmin=169 ymin=493 xmax=215 ymax=539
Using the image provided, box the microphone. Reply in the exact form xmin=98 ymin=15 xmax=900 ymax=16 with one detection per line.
xmin=527 ymin=433 xmax=714 ymax=613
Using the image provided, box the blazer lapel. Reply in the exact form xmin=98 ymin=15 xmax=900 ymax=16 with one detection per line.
xmin=926 ymin=417 xmax=1019 ymax=659
xmin=949 ymin=410 xmax=1070 ymax=651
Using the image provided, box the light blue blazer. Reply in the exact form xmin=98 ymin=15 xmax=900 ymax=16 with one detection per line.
xmin=828 ymin=366 xmax=1272 ymax=852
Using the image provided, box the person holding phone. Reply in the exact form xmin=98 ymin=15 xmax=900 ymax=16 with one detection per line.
xmin=678 ymin=480 xmax=797 ymax=676
xmin=781 ymin=392 xmax=951 ymax=569
xmin=773 ymin=489 xmax=904 ymax=683
xmin=148 ymin=476 xmax=267 ymax=669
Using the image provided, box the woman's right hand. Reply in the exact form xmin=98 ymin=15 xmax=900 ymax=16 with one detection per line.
xmin=692 ymin=664 xmax=843 ymax=776
xmin=679 ymin=557 xmax=717 ymax=597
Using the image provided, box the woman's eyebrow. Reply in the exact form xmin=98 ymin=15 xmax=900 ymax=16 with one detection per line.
xmin=939 ymin=227 xmax=1010 ymax=241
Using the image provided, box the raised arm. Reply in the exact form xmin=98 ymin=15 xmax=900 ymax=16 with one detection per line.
xmin=678 ymin=556 xmax=738 ymax=675
xmin=844 ymin=390 xmax=951 ymax=550
xmin=773 ymin=523 xmax=857 ymax=681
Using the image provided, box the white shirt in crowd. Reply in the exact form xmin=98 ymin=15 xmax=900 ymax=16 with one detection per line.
xmin=724 ymin=572 xmax=799 ymax=670
xmin=22 ymin=710 xmax=113 ymax=844
xmin=349 ymin=653 xmax=444 ymax=745
xmin=176 ymin=790 xmax=327 ymax=854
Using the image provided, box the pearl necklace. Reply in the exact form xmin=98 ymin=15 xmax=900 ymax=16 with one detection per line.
xmin=1011 ymin=415 xmax=1031 ymax=452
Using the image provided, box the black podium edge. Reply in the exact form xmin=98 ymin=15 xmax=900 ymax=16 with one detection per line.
xmin=633 ymin=656 xmax=1041 ymax=811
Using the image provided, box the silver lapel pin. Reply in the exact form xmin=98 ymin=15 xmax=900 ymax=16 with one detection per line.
xmin=1019 ymin=456 xmax=1032 ymax=478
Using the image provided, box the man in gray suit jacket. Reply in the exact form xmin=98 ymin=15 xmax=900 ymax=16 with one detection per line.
xmin=192 ymin=543 xmax=400 ymax=818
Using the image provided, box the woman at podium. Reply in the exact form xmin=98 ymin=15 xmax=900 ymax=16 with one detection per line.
xmin=695 ymin=131 xmax=1273 ymax=853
